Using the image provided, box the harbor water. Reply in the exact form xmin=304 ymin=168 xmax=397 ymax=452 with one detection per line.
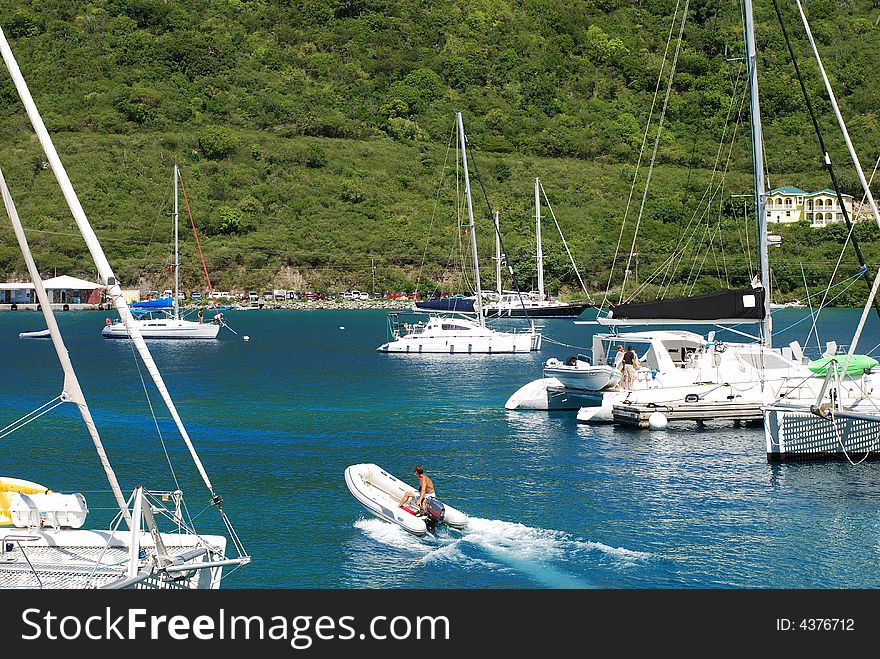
xmin=2 ymin=306 xmax=879 ymax=589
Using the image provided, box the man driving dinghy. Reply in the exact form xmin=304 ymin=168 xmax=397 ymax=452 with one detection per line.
xmin=345 ymin=463 xmax=468 ymax=536
xmin=398 ymin=465 xmax=435 ymax=511
xmin=398 ymin=465 xmax=448 ymax=533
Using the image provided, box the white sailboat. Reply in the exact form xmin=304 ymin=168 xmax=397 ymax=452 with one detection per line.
xmin=762 ymin=0 xmax=880 ymax=462
xmin=377 ymin=112 xmax=541 ymax=354
xmin=102 ymin=163 xmax=221 ymax=339
xmin=483 ymin=178 xmax=592 ymax=319
xmin=0 ymin=26 xmax=249 ymax=588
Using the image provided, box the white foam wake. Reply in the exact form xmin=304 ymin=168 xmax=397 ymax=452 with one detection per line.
xmin=353 ymin=515 xmax=650 ymax=587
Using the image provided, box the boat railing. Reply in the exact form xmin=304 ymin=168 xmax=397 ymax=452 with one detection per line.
xmin=386 ymin=312 xmax=427 ymax=339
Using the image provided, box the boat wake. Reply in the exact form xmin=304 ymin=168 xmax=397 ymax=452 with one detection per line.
xmin=353 ymin=516 xmax=650 ymax=588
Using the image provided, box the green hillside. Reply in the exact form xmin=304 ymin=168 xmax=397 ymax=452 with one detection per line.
xmin=1 ymin=0 xmax=879 ymax=305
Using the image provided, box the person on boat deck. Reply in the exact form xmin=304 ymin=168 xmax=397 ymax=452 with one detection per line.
xmin=622 ymin=345 xmax=640 ymax=390
xmin=399 ymin=465 xmax=435 ymax=510
xmin=197 ymin=308 xmax=204 ymax=324
xmin=613 ymin=345 xmax=625 ymax=370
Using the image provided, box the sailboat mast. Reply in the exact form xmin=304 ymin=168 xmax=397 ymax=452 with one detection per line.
xmin=743 ymin=0 xmax=772 ymax=346
xmin=536 ymin=177 xmax=545 ymax=300
xmin=0 ymin=27 xmax=220 ymax=500
xmin=456 ymin=111 xmax=485 ymax=325
xmin=174 ymin=163 xmax=180 ymax=321
xmin=494 ymin=211 xmax=502 ymax=295
xmin=0 ymin=167 xmax=131 ymax=524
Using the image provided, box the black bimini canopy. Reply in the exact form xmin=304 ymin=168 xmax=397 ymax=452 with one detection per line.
xmin=608 ymin=287 xmax=766 ymax=323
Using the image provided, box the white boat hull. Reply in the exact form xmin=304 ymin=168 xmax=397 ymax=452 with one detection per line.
xmin=542 ymin=362 xmax=621 ymax=391
xmin=0 ymin=527 xmax=230 ymax=589
xmin=102 ymin=318 xmax=220 ymax=339
xmin=19 ymin=329 xmax=50 ymax=339
xmin=764 ymin=400 xmax=880 ymax=462
xmin=505 ymin=377 xmax=604 ymax=411
xmin=345 ymin=463 xmax=467 ymax=536
xmin=378 ymin=334 xmax=539 ymax=353
xmin=378 ymin=315 xmax=540 ymax=354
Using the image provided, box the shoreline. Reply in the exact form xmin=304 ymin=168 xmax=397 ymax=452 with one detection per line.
xmin=0 ymin=299 xmax=417 ymax=312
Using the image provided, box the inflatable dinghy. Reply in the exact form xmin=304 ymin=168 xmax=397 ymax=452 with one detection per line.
xmin=345 ymin=463 xmax=467 ymax=536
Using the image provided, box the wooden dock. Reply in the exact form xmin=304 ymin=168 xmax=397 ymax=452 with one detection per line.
xmin=612 ymin=400 xmax=764 ymax=429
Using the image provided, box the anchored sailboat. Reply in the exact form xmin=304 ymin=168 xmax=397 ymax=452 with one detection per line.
xmin=103 ymin=164 xmax=221 ymax=339
xmin=483 ymin=178 xmax=592 ymax=319
xmin=0 ymin=26 xmax=249 ymax=588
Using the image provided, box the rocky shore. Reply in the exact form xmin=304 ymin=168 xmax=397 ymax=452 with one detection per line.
xmin=1 ymin=299 xmax=418 ymax=312
xmin=193 ymin=298 xmax=417 ymax=312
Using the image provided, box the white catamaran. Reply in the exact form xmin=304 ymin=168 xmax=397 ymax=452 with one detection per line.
xmin=377 ymin=112 xmax=541 ymax=354
xmin=0 ymin=26 xmax=249 ymax=588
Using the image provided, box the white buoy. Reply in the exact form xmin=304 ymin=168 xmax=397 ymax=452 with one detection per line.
xmin=648 ymin=412 xmax=668 ymax=430
xmin=339 ymin=326 xmax=345 ymax=330
xmin=243 ymin=335 xmax=250 ymax=341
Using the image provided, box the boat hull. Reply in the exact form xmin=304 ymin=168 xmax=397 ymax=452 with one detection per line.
xmin=0 ymin=527 xmax=230 ymax=588
xmin=102 ymin=319 xmax=220 ymax=339
xmin=19 ymin=329 xmax=50 ymax=338
xmin=378 ymin=333 xmax=540 ymax=353
xmin=415 ymin=298 xmax=476 ymax=313
xmin=505 ymin=378 xmax=605 ymax=411
xmin=345 ymin=463 xmax=467 ymax=536
xmin=483 ymin=303 xmax=590 ymax=318
xmin=542 ymin=363 xmax=621 ymax=391
xmin=764 ymin=406 xmax=880 ymax=462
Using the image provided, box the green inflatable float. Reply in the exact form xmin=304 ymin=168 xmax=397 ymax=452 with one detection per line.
xmin=808 ymin=354 xmax=878 ymax=377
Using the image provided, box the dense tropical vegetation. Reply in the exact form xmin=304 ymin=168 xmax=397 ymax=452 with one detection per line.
xmin=1 ymin=0 xmax=880 ymax=306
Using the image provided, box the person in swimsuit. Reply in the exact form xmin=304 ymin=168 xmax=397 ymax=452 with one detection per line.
xmin=399 ymin=465 xmax=435 ymax=510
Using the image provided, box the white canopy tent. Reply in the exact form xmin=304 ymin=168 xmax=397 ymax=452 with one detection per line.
xmin=0 ymin=275 xmax=103 ymax=305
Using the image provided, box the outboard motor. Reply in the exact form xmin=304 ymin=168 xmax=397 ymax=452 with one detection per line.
xmin=422 ymin=498 xmax=446 ymax=533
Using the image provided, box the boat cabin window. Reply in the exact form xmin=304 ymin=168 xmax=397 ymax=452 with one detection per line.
xmin=735 ymin=352 xmax=793 ymax=370
xmin=441 ymin=323 xmax=470 ymax=331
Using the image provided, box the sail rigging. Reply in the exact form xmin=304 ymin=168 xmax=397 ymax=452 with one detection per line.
xmin=0 ymin=25 xmax=249 ymax=583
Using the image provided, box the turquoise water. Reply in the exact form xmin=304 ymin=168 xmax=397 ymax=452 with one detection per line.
xmin=2 ymin=306 xmax=880 ymax=589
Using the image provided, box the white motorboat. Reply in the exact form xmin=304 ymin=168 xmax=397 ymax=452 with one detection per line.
xmin=345 ymin=463 xmax=467 ymax=536
xmin=542 ymin=355 xmax=621 ymax=391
